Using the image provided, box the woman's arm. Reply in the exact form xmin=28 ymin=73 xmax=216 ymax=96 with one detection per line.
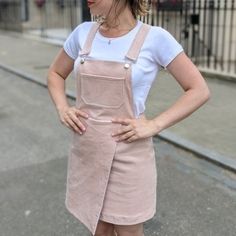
xmin=111 ymin=52 xmax=210 ymax=142
xmin=152 ymin=51 xmax=210 ymax=133
xmin=47 ymin=48 xmax=73 ymax=111
xmin=47 ymin=48 xmax=88 ymax=134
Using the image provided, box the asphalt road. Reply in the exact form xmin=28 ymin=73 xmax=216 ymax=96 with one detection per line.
xmin=0 ymin=68 xmax=236 ymax=236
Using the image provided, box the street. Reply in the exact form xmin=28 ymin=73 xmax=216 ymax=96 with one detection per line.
xmin=0 ymin=68 xmax=236 ymax=235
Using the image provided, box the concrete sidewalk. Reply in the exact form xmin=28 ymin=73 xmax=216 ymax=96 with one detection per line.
xmin=0 ymin=30 xmax=235 ymax=170
xmin=1 ymin=68 xmax=236 ymax=236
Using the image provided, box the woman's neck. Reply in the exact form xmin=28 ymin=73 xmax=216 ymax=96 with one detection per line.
xmin=99 ymin=6 xmax=137 ymax=37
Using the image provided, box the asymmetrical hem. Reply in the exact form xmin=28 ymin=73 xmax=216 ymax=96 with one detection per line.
xmin=99 ymin=209 xmax=156 ymax=225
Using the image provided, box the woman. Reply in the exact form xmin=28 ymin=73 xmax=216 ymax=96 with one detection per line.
xmin=47 ymin=0 xmax=210 ymax=236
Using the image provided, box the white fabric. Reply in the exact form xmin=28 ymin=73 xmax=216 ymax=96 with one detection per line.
xmin=63 ymin=20 xmax=184 ymax=118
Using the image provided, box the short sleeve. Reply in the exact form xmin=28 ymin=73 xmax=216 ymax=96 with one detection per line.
xmin=63 ymin=24 xmax=81 ymax=60
xmin=152 ymin=27 xmax=184 ymax=68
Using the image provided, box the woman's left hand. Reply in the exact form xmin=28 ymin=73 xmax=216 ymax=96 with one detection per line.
xmin=111 ymin=117 xmax=157 ymax=143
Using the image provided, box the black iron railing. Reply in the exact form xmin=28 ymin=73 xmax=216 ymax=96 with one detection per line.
xmin=145 ymin=0 xmax=236 ymax=74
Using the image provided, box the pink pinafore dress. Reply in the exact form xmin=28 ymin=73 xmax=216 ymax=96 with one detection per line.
xmin=65 ymin=22 xmax=157 ymax=235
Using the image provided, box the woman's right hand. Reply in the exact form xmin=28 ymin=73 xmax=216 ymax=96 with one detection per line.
xmin=58 ymin=106 xmax=89 ymax=134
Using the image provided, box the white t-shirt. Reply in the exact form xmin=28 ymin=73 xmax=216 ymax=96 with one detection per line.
xmin=63 ymin=20 xmax=184 ymax=118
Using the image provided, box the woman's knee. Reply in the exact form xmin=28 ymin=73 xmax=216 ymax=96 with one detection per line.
xmin=114 ymin=223 xmax=144 ymax=236
xmin=94 ymin=220 xmax=115 ymax=236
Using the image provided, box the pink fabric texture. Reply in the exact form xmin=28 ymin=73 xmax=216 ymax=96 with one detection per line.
xmin=65 ymin=22 xmax=157 ymax=235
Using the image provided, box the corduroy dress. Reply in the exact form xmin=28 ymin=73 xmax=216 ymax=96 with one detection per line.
xmin=65 ymin=22 xmax=157 ymax=235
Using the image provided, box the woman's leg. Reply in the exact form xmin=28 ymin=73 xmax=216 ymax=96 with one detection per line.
xmin=93 ymin=220 xmax=115 ymax=236
xmin=113 ymin=229 xmax=118 ymax=236
xmin=113 ymin=222 xmax=144 ymax=236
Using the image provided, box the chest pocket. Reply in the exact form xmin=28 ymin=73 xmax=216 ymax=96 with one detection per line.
xmin=80 ymin=73 xmax=125 ymax=109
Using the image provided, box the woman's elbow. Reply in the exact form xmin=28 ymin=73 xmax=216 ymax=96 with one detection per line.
xmin=200 ymin=84 xmax=211 ymax=104
xmin=46 ymin=69 xmax=53 ymax=87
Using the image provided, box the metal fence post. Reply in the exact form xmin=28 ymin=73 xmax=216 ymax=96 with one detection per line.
xmin=81 ymin=0 xmax=91 ymax=22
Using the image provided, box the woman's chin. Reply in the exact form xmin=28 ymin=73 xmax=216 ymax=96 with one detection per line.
xmin=89 ymin=7 xmax=106 ymax=17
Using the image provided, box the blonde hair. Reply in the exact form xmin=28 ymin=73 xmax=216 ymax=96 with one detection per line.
xmin=128 ymin=0 xmax=149 ymax=19
xmin=93 ymin=0 xmax=150 ymax=26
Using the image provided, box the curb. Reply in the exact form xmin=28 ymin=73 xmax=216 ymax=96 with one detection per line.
xmin=21 ymin=33 xmax=64 ymax=47
xmin=1 ymin=62 xmax=236 ymax=173
xmin=0 ymin=63 xmax=76 ymax=100
xmin=199 ymin=68 xmax=236 ymax=83
xmin=156 ymin=132 xmax=236 ymax=173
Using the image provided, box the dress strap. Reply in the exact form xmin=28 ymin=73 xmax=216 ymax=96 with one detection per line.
xmin=125 ymin=23 xmax=151 ymax=62
xmin=79 ymin=22 xmax=100 ymax=56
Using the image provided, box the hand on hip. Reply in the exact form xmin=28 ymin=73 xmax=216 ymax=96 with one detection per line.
xmin=58 ymin=106 xmax=89 ymax=134
xmin=111 ymin=116 xmax=157 ymax=143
